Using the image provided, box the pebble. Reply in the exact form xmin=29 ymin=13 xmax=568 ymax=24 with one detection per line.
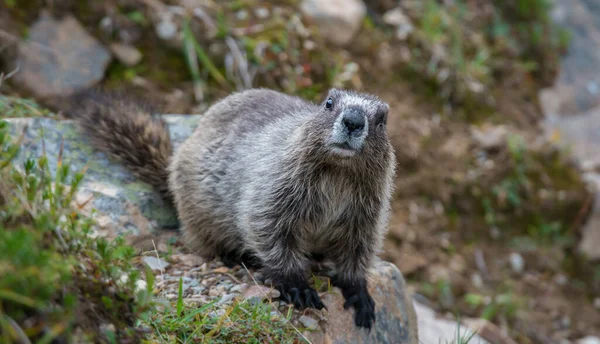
xmin=236 ymin=10 xmax=249 ymax=20
xmin=99 ymin=16 xmax=114 ymax=36
xmin=242 ymin=285 xmax=281 ymax=304
xmin=299 ymin=315 xmax=319 ymax=330
xmin=156 ymin=16 xmax=177 ymax=40
xmin=230 ymin=284 xmax=246 ymax=293
xmin=208 ymin=289 xmax=220 ymax=297
xmin=255 ymin=7 xmax=270 ymax=19
xmin=594 ymin=298 xmax=600 ymax=309
xmin=110 ymin=43 xmax=142 ymax=66
xmin=143 ymin=256 xmax=169 ymax=271
xmin=554 ymin=274 xmax=568 ymax=286
xmin=208 ymin=309 xmax=226 ymax=318
xmin=509 ymin=252 xmax=525 ymax=274
xmin=191 ymin=286 xmax=206 ymax=295
xmin=577 ymin=336 xmax=600 ymax=344
xmin=471 ymin=273 xmax=484 ymax=289
xmin=216 ymin=294 xmax=236 ymax=305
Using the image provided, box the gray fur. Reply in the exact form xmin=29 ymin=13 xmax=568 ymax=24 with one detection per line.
xmin=169 ymin=88 xmax=395 ymax=284
xmin=74 ymin=87 xmax=395 ymax=329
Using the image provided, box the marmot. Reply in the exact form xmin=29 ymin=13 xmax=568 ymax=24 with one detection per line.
xmin=71 ymin=88 xmax=396 ymax=330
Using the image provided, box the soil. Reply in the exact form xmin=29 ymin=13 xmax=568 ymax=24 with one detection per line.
xmin=1 ymin=0 xmax=598 ymax=342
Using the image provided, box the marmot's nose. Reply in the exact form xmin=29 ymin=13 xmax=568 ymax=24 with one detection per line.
xmin=342 ymin=108 xmax=366 ymax=136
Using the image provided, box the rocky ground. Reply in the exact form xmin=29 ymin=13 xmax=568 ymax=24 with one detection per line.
xmin=1 ymin=0 xmax=600 ymax=343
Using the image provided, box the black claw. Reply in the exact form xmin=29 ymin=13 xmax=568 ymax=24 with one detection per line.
xmin=337 ymin=279 xmax=376 ymax=330
xmin=275 ymin=278 xmax=324 ymax=311
xmin=219 ymin=250 xmax=263 ymax=269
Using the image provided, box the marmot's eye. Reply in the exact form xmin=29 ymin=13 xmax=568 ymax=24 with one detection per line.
xmin=325 ymin=98 xmax=333 ymax=109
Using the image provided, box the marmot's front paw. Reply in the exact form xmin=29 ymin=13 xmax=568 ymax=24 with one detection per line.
xmin=341 ymin=284 xmax=376 ymax=330
xmin=277 ymin=280 xmax=325 ymax=310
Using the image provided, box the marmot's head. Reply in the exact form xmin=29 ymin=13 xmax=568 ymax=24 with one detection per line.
xmin=308 ymin=89 xmax=392 ymax=166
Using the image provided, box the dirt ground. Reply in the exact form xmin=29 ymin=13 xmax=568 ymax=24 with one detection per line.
xmin=1 ymin=1 xmax=599 ymax=342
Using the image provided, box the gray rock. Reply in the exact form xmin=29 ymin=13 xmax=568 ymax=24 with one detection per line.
xmin=156 ymin=16 xmax=177 ymax=40
xmin=230 ymin=284 xmax=246 ymax=293
xmin=299 ymin=315 xmax=319 ymax=330
xmin=300 ymin=0 xmax=366 ymax=46
xmin=7 ymin=115 xmax=200 ymax=235
xmin=143 ymin=256 xmax=169 ymax=271
xmin=382 ymin=7 xmax=414 ymax=40
xmin=12 ymin=12 xmax=111 ymax=98
xmin=577 ymin=336 xmax=600 ymax=344
xmin=509 ymin=252 xmax=525 ymax=274
xmin=414 ymin=300 xmax=489 ymax=344
xmin=539 ymin=0 xmax=600 ymax=261
xmin=242 ymin=285 xmax=281 ymax=305
xmin=470 ymin=124 xmax=508 ymax=150
xmin=110 ymin=43 xmax=142 ymax=67
xmin=306 ymin=260 xmax=418 ymax=344
xmin=216 ymin=294 xmax=236 ymax=306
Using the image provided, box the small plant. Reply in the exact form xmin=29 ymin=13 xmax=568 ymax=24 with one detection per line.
xmin=0 ymin=119 xmax=156 ymax=342
xmin=446 ymin=317 xmax=478 ymax=344
xmin=464 ymin=291 xmax=523 ymax=323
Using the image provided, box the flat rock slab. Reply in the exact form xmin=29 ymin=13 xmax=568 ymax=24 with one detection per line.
xmin=12 ymin=12 xmax=111 ymax=98
xmin=6 ymin=115 xmax=201 ymax=236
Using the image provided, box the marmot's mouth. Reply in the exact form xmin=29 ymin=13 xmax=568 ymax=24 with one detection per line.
xmin=329 ymin=142 xmax=359 ymax=158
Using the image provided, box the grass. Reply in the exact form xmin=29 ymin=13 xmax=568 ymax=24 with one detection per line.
xmin=447 ymin=318 xmax=478 ymax=344
xmin=0 ymin=95 xmax=52 ymax=118
xmin=148 ymin=289 xmax=304 ymax=343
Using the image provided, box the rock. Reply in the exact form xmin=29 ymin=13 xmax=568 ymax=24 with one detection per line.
xmin=470 ymin=124 xmax=508 ymax=150
xmin=382 ymin=7 xmax=414 ymax=40
xmin=300 ymin=0 xmax=366 ymax=46
xmin=6 ymin=116 xmax=418 ymax=342
xmin=305 ymin=260 xmax=418 ymax=344
xmin=143 ymin=256 xmax=169 ymax=271
xmin=156 ymin=15 xmax=177 ymax=40
xmin=7 ymin=115 xmax=200 ymax=236
xmin=254 ymin=7 xmax=270 ymax=19
xmin=578 ymin=178 xmax=600 ymax=260
xmin=110 ymin=43 xmax=142 ymax=67
xmin=509 ymin=252 xmax=525 ymax=274
xmin=12 ymin=12 xmax=111 ymax=98
xmin=242 ymin=285 xmax=280 ymax=303
xmin=171 ymin=253 xmax=205 ymax=267
xmin=299 ymin=315 xmax=319 ymax=330
xmin=578 ymin=337 xmax=600 ymax=344
xmin=540 ymin=0 xmax=600 ymax=261
xmin=230 ymin=284 xmax=246 ymax=293
xmin=216 ymin=294 xmax=236 ymax=306
xmin=413 ymin=300 xmax=489 ymax=344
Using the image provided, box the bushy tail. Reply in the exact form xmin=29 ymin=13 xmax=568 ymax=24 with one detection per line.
xmin=68 ymin=90 xmax=173 ymax=203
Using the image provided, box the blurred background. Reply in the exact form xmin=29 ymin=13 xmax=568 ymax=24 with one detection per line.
xmin=1 ymin=0 xmax=599 ymax=343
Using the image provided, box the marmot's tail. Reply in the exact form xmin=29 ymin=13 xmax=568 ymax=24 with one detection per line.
xmin=68 ymin=90 xmax=173 ymax=203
